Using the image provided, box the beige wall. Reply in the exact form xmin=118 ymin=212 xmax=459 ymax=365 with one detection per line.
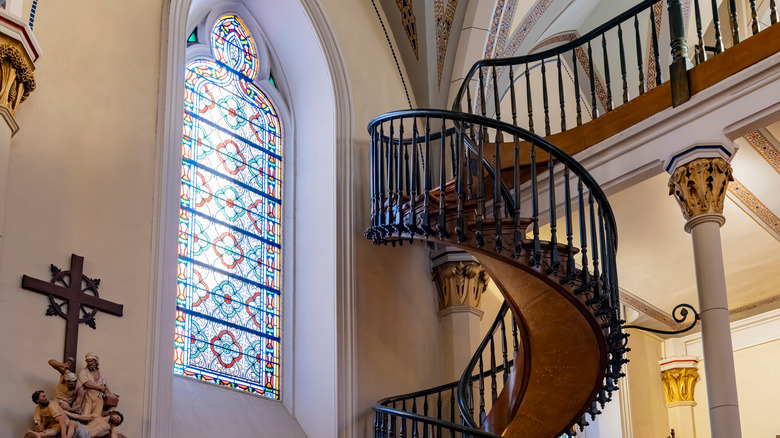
xmin=692 ymin=339 xmax=780 ymax=438
xmin=625 ymin=329 xmax=670 ymax=438
xmin=0 ymin=1 xmax=162 ymax=436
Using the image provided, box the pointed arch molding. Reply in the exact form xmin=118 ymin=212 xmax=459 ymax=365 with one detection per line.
xmin=150 ymin=1 xmax=355 ymax=437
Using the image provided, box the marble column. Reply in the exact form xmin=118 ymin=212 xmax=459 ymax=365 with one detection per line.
xmin=0 ymin=11 xmax=39 ymax=258
xmin=659 ymin=356 xmax=700 ymax=438
xmin=666 ymin=148 xmax=741 ymax=438
xmin=431 ymin=246 xmax=489 ymax=381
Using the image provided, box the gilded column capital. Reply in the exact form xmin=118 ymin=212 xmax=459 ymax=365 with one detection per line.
xmin=432 ymin=261 xmax=489 ymax=313
xmin=0 ymin=42 xmax=35 ymax=116
xmin=660 ymin=367 xmax=700 ymax=405
xmin=668 ymin=157 xmax=733 ymax=221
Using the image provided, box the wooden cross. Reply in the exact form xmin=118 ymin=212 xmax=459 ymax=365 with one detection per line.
xmin=21 ymin=254 xmax=123 ymax=367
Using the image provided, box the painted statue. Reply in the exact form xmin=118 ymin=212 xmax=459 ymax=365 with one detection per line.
xmin=24 ymin=390 xmax=68 ymax=438
xmin=77 ymin=353 xmax=112 ymax=415
xmin=48 ymin=358 xmax=85 ymax=414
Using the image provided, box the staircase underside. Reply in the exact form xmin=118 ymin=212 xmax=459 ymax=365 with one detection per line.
xmin=381 ymin=191 xmax=607 ymax=437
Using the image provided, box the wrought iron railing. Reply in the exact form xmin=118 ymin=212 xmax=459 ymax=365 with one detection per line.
xmin=373 ymin=303 xmax=514 ymax=438
xmin=451 ymin=0 xmax=780 ymax=135
xmin=366 ymin=109 xmax=628 ymax=434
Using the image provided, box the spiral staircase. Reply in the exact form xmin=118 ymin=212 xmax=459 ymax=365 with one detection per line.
xmin=364 ymin=1 xmax=780 ymax=437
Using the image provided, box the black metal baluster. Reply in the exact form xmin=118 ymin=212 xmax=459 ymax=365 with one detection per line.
xmin=749 ymin=0 xmax=759 ymax=35
xmin=693 ymin=0 xmax=707 ymax=64
xmin=396 ymin=119 xmax=405 ymax=232
xmin=563 ymin=165 xmax=575 ymax=284
xmin=512 ymin=316 xmax=519 ymax=354
xmin=437 ymin=392 xmax=442 ymax=438
xmin=541 ymin=60 xmax=551 ymax=136
xmin=478 ymin=357 xmax=486 ymax=424
xmin=370 ymin=127 xmax=377 ymax=230
xmin=530 ymin=143 xmax=541 ymax=266
xmin=618 ymin=24 xmax=629 ymax=104
xmin=387 ymin=120 xmax=395 ymax=232
xmin=490 ymin=337 xmax=498 ymax=402
xmin=412 ymin=399 xmax=418 ymax=438
xmin=423 ymin=117 xmax=432 ymax=237
xmin=438 ymin=118 xmax=450 ymax=239
xmin=634 ymin=15 xmax=646 ymax=95
xmin=501 ymin=319 xmax=509 ymax=383
xmin=727 ymin=0 xmax=741 ymax=45
xmin=492 ymin=66 xmax=502 ymax=123
xmin=374 ymin=411 xmax=379 ymax=438
xmin=711 ymin=0 xmax=725 ymax=54
xmin=456 ymin=130 xmax=466 ymax=243
xmin=509 ymin=65 xmax=518 ymax=128
xmin=526 ymin=62 xmax=534 ymax=133
xmin=510 ymin=65 xmax=524 ymax=258
xmin=650 ymin=5 xmax=662 ymax=86
xmin=466 ymin=90 xmax=475 ymax=202
xmin=575 ymin=179 xmax=590 ymax=294
xmin=587 ymin=40 xmax=598 ymax=119
xmin=492 ymin=68 xmax=504 ymax=252
xmin=546 ymin=154 xmax=560 ymax=275
xmin=572 ymin=49 xmax=582 ymax=126
xmin=404 ymin=143 xmax=410 ymax=199
xmin=601 ymin=33 xmax=613 ymax=111
xmin=771 ymin=0 xmax=778 ymax=25
xmin=400 ymin=401 xmax=407 ymax=438
xmin=476 ymin=71 xmax=488 ymax=245
xmin=476 ymin=120 xmax=486 ymax=248
xmin=450 ymin=131 xmax=457 ymax=178
xmin=389 ymin=411 xmax=396 ymax=438
xmin=598 ymin=206 xmax=609 ymax=307
xmin=408 ymin=118 xmax=420 ymax=235
xmin=557 ymin=54 xmax=567 ymax=131
xmin=450 ymin=390 xmax=455 ymax=424
xmin=588 ymin=192 xmax=602 ymax=301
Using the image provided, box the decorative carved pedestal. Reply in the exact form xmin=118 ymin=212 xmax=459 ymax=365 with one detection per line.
xmin=430 ymin=246 xmax=490 ymax=380
xmin=666 ymin=149 xmax=742 ymax=438
xmin=0 ymin=10 xmax=39 ymax=259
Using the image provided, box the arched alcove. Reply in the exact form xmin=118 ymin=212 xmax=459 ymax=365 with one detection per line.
xmin=150 ymin=1 xmax=355 ymax=437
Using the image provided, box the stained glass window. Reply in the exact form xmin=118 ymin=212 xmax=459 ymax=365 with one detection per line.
xmin=174 ymin=14 xmax=283 ymax=400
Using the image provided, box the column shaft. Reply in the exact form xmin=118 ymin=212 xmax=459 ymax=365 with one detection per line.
xmin=689 ymin=219 xmax=741 ymax=438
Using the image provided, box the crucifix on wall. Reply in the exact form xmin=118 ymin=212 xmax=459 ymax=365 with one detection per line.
xmin=21 ymin=254 xmax=124 ymax=369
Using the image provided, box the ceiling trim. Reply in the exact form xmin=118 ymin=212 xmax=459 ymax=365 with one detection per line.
xmin=743 ymin=129 xmax=780 ymax=175
xmin=726 ymin=178 xmax=780 ymax=241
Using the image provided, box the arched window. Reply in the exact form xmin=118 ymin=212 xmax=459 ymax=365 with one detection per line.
xmin=174 ymin=13 xmax=283 ymax=400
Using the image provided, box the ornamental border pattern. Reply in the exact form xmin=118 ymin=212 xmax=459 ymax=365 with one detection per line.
xmin=484 ymin=0 xmax=507 ymax=59
xmin=743 ymin=129 xmax=780 ymax=175
xmin=435 ymin=0 xmax=460 ymax=88
xmin=495 ymin=0 xmax=519 ymax=57
xmin=645 ymin=1 xmax=664 ymax=89
xmin=395 ymin=0 xmax=419 ymax=59
xmin=727 ymin=178 xmax=780 ymax=241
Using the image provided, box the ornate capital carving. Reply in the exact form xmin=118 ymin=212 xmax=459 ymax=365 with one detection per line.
xmin=668 ymin=157 xmax=733 ymax=221
xmin=432 ymin=261 xmax=489 ymax=312
xmin=660 ymin=367 xmax=699 ymax=404
xmin=0 ymin=42 xmax=35 ymax=116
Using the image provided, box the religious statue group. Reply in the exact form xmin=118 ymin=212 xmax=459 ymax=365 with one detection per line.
xmin=24 ymin=353 xmax=123 ymax=438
